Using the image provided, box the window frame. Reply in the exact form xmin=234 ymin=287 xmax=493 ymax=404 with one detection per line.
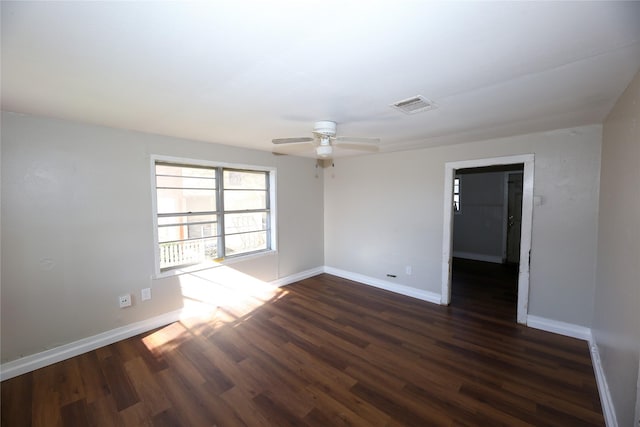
xmin=151 ymin=155 xmax=277 ymax=277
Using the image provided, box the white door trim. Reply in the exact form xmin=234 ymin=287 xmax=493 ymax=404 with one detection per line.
xmin=441 ymin=154 xmax=534 ymax=324
xmin=504 ymin=170 xmax=525 ymax=263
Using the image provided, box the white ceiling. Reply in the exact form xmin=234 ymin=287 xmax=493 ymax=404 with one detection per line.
xmin=2 ymin=1 xmax=640 ymax=157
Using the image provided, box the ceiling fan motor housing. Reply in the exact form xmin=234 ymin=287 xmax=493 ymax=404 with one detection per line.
xmin=313 ymin=120 xmax=337 ymax=137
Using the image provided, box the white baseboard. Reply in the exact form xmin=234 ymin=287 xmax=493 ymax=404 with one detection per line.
xmin=323 ymin=266 xmax=442 ymax=304
xmin=526 ymin=315 xmax=592 ymax=341
xmin=453 ymin=251 xmax=503 ymax=264
xmin=270 ymin=266 xmax=325 ymax=287
xmin=526 ymin=315 xmax=617 ymax=426
xmin=588 ymin=337 xmax=618 ymax=427
xmin=0 ymin=266 xmax=324 ymax=382
xmin=0 ymin=309 xmax=183 ymax=382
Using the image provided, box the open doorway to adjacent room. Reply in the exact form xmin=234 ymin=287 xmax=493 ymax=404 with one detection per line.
xmin=449 ymin=164 xmax=524 ymax=322
xmin=441 ymin=154 xmax=534 ymax=324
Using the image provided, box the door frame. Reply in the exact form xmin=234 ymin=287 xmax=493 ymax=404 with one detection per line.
xmin=441 ymin=154 xmax=534 ymax=324
xmin=503 ymin=170 xmax=524 ymax=263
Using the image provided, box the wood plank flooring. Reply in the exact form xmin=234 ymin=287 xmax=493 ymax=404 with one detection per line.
xmin=1 ymin=271 xmax=604 ymax=426
xmin=451 ymin=257 xmax=519 ymax=322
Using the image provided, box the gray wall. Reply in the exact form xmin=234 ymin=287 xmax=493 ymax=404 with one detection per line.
xmin=593 ymin=70 xmax=640 ymax=427
xmin=1 ymin=112 xmax=325 ymax=363
xmin=453 ymin=171 xmax=505 ymax=262
xmin=324 ymin=124 xmax=602 ymax=326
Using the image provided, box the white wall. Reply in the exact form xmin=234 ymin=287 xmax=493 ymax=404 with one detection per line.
xmin=0 ymin=111 xmax=324 ymax=364
xmin=593 ymin=70 xmax=640 ymax=427
xmin=324 ymin=124 xmax=601 ymax=326
xmin=453 ymin=171 xmax=506 ymax=262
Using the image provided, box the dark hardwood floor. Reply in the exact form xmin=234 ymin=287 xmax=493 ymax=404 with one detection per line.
xmin=1 ymin=272 xmax=604 ymax=426
xmin=451 ymin=257 xmax=519 ymax=322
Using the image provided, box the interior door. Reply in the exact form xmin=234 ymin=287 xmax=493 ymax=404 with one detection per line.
xmin=506 ymin=172 xmax=523 ymax=263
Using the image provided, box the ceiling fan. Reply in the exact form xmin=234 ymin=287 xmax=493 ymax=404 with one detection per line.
xmin=272 ymin=121 xmax=380 ymax=159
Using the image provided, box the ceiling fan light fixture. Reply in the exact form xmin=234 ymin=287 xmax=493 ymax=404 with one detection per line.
xmin=316 ymin=145 xmax=333 ymax=158
xmin=273 ymin=120 xmax=377 ymax=159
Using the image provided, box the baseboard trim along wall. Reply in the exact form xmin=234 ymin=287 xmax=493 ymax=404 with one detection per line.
xmin=526 ymin=315 xmax=616 ymax=427
xmin=588 ymin=337 xmax=619 ymax=427
xmin=323 ymin=266 xmax=442 ymax=304
xmin=0 ymin=266 xmax=323 ymax=382
xmin=0 ymin=309 xmax=183 ymax=382
xmin=526 ymin=314 xmax=592 ymax=341
xmin=270 ymin=266 xmax=325 ymax=287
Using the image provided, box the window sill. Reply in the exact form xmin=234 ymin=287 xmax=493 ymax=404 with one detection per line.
xmin=153 ymin=249 xmax=277 ymax=279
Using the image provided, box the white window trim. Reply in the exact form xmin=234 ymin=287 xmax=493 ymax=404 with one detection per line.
xmin=150 ymin=154 xmax=277 ymax=278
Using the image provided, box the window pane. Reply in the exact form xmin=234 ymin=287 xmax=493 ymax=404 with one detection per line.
xmin=224 ymin=170 xmax=267 ymax=190
xmin=159 ymin=237 xmax=218 ymax=269
xmin=156 ymin=175 xmax=215 ymax=189
xmin=156 ymin=164 xmax=215 ymax=179
xmin=224 ymin=190 xmax=266 ymax=211
xmin=225 ymin=231 xmax=267 ymax=256
xmin=158 ymin=223 xmax=217 ymax=243
xmin=225 ymin=212 xmax=266 ymax=234
xmin=156 ymin=188 xmax=216 ymax=214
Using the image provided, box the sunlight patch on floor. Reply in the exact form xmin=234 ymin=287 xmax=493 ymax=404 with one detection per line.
xmin=178 ymin=266 xmax=284 ymax=319
xmin=142 ymin=321 xmax=189 ymax=355
xmin=142 ymin=265 xmax=288 ymax=355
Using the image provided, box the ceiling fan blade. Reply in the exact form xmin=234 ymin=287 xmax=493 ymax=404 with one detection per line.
xmin=272 ymin=143 xmax=315 ymax=155
xmin=334 ymin=136 xmax=380 ymax=144
xmin=272 ymin=137 xmax=314 ymax=145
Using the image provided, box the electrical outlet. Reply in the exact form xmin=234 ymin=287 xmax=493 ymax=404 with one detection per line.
xmin=141 ymin=287 xmax=151 ymax=301
xmin=119 ymin=294 xmax=132 ymax=308
xmin=405 ymin=265 xmax=412 ymax=275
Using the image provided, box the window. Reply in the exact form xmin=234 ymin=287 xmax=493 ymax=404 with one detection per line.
xmin=152 ymin=158 xmax=275 ymax=273
xmin=453 ymin=176 xmax=461 ymax=213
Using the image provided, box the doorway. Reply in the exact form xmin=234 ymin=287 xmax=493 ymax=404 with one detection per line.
xmin=441 ymin=154 xmax=534 ymax=324
xmin=449 ymin=165 xmax=524 ymax=321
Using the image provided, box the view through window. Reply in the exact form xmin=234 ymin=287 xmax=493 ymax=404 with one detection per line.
xmin=154 ymin=160 xmax=273 ymax=271
xmin=453 ymin=176 xmax=461 ymax=213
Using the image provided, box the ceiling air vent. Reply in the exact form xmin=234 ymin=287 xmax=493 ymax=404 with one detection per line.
xmin=390 ymin=95 xmax=436 ymax=114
